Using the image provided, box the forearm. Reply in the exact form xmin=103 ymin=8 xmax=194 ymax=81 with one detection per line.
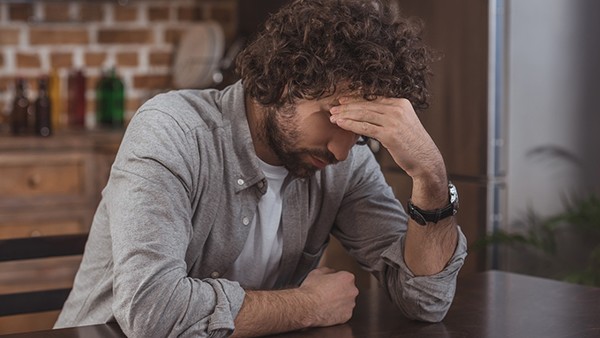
xmin=232 ymin=268 xmax=358 ymax=337
xmin=232 ymin=289 xmax=313 ymax=338
xmin=404 ymin=216 xmax=458 ymax=276
xmin=404 ymin=167 xmax=459 ymax=276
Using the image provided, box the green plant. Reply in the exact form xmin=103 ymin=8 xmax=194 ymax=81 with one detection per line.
xmin=472 ymin=194 xmax=600 ymax=287
xmin=553 ymin=194 xmax=600 ymax=286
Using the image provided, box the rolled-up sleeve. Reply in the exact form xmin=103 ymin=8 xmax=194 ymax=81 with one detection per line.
xmin=381 ymin=227 xmax=467 ymax=322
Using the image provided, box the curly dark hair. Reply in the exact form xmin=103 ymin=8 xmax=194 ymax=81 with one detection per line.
xmin=236 ymin=0 xmax=433 ymax=110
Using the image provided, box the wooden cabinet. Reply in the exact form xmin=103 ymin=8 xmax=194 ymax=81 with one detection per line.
xmin=0 ymin=130 xmax=122 ymax=334
xmin=0 ymin=130 xmax=122 ymax=237
xmin=0 ymin=153 xmax=94 ymax=234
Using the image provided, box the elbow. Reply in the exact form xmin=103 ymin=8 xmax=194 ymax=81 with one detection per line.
xmin=112 ymin=282 xmax=177 ymax=338
xmin=113 ymin=302 xmax=168 ymax=338
xmin=397 ymin=292 xmax=453 ymax=323
xmin=405 ymin=303 xmax=450 ymax=323
xmin=112 ymin=276 xmax=242 ymax=338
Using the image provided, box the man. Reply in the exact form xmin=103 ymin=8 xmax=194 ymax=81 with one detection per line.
xmin=55 ymin=0 xmax=467 ymax=337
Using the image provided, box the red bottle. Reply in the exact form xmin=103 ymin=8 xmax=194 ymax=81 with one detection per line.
xmin=67 ymin=69 xmax=86 ymax=128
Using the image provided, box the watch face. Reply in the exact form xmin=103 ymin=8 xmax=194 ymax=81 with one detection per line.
xmin=449 ymin=183 xmax=459 ymax=211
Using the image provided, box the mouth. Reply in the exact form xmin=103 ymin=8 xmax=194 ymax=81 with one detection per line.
xmin=309 ymin=156 xmax=329 ymax=170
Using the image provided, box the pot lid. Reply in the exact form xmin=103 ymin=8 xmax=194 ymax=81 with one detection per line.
xmin=172 ymin=22 xmax=225 ymax=89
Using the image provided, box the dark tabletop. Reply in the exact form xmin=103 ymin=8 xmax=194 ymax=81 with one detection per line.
xmin=2 ymin=270 xmax=599 ymax=338
xmin=273 ymin=270 xmax=600 ymax=338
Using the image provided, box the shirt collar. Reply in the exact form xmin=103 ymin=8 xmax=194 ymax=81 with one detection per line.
xmin=217 ymin=81 xmax=266 ymax=193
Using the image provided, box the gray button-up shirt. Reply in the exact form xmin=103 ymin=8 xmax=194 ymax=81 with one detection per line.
xmin=55 ymin=82 xmax=467 ymax=338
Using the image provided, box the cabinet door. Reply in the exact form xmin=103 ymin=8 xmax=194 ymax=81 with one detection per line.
xmin=397 ymin=0 xmax=490 ymax=178
xmin=0 ymin=152 xmax=95 ymax=209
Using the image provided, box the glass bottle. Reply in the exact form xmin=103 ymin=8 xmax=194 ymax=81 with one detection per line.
xmin=108 ymin=68 xmax=125 ymax=128
xmin=35 ymin=76 xmax=52 ymax=137
xmin=49 ymin=69 xmax=62 ymax=131
xmin=97 ymin=68 xmax=125 ymax=128
xmin=96 ymin=70 xmax=108 ymax=127
xmin=67 ymin=69 xmax=86 ymax=128
xmin=10 ymin=78 xmax=31 ymax=135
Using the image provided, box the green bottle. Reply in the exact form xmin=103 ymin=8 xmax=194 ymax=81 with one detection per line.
xmin=96 ymin=70 xmax=108 ymax=127
xmin=109 ymin=69 xmax=125 ymax=128
xmin=97 ymin=68 xmax=124 ymax=128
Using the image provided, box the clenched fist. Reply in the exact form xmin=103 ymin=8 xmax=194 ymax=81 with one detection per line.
xmin=299 ymin=267 xmax=359 ymax=327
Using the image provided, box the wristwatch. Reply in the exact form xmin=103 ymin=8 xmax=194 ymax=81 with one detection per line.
xmin=407 ymin=182 xmax=459 ymax=226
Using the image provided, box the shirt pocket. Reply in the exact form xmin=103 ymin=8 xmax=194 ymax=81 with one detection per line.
xmin=288 ymin=238 xmax=330 ymax=286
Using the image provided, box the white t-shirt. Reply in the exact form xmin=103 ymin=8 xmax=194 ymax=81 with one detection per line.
xmin=224 ymin=158 xmax=288 ymax=289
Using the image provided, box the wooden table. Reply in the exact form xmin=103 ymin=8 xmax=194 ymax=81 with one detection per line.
xmin=2 ymin=270 xmax=599 ymax=337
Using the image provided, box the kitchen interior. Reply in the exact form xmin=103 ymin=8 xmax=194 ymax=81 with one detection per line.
xmin=1 ymin=0 xmax=599 ymax=335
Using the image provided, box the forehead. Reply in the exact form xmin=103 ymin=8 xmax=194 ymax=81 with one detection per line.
xmin=296 ymin=85 xmax=360 ymax=106
xmin=292 ymin=95 xmax=337 ymax=109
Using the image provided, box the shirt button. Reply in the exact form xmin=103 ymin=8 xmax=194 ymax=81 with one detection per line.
xmin=257 ymin=181 xmax=264 ymax=188
xmin=242 ymin=216 xmax=250 ymax=225
xmin=211 ymin=271 xmax=220 ymax=278
xmin=237 ymin=178 xmax=245 ymax=186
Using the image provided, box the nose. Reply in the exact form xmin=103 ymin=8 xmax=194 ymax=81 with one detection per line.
xmin=328 ymin=130 xmax=359 ymax=162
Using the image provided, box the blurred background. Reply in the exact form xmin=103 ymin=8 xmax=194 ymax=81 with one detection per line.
xmin=0 ymin=0 xmax=599 ymax=334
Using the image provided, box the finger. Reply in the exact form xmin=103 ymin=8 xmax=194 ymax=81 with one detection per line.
xmin=334 ymin=270 xmax=356 ymax=284
xmin=337 ymin=95 xmax=365 ymax=104
xmin=337 ymin=97 xmax=410 ymax=117
xmin=329 ymin=106 xmax=387 ymax=127
xmin=331 ymin=117 xmax=382 ymax=140
xmin=339 ymin=96 xmax=401 ymax=106
xmin=314 ymin=266 xmax=337 ymax=274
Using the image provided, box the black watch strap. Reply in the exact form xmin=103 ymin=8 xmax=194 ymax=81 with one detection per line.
xmin=407 ymin=183 xmax=459 ymax=226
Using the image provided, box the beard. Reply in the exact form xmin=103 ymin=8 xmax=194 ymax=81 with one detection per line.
xmin=262 ymin=104 xmax=337 ymax=178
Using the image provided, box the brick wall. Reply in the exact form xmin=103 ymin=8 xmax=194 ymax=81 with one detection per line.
xmin=0 ymin=0 xmax=237 ymax=130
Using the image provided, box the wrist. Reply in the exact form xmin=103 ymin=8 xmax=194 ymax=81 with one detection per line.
xmin=410 ymin=170 xmax=448 ymax=209
xmin=407 ymin=182 xmax=459 ymax=226
xmin=294 ymin=287 xmax=318 ymax=328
